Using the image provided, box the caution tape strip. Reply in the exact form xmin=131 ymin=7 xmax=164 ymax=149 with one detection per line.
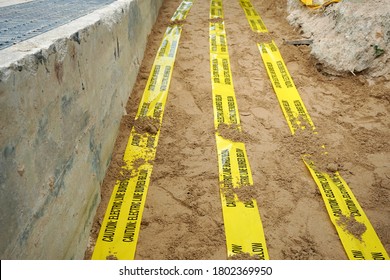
xmin=210 ymin=0 xmax=269 ymax=260
xmin=92 ymin=0 xmax=194 ymax=260
xmin=258 ymin=41 xmax=315 ymax=135
xmin=304 ymin=160 xmax=390 ymax=260
xmin=238 ymin=0 xmax=267 ymax=33
xmin=172 ymin=0 xmax=194 ymax=20
xmin=239 ymin=0 xmax=389 ymax=260
xmin=211 ymin=0 xmax=224 ymax=18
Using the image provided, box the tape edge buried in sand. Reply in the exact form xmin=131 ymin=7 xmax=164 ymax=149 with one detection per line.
xmin=91 ymin=0 xmax=194 ymax=260
xmin=209 ymin=0 xmax=270 ymax=260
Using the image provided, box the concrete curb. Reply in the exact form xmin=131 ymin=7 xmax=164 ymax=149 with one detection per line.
xmin=0 ymin=0 xmax=163 ymax=259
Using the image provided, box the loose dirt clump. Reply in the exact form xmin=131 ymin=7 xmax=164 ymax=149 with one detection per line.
xmin=216 ymin=123 xmax=254 ymax=143
xmin=336 ymin=214 xmax=367 ymax=241
xmin=209 ymin=17 xmax=224 ymax=23
xmin=234 ymin=185 xmax=258 ymax=204
xmin=280 ymin=124 xmax=343 ymax=175
xmin=169 ymin=19 xmax=187 ymax=26
xmin=133 ymin=116 xmax=160 ymax=135
xmin=217 ymin=123 xmax=242 ymax=142
xmin=106 ymin=255 xmax=118 ymax=260
xmin=220 ymin=183 xmax=258 ymax=205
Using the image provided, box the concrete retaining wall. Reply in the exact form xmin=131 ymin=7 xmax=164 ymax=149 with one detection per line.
xmin=0 ymin=0 xmax=163 ymax=259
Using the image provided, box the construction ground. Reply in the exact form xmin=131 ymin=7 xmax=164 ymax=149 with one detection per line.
xmin=0 ymin=0 xmax=389 ymax=260
xmin=85 ymin=0 xmax=390 ymax=260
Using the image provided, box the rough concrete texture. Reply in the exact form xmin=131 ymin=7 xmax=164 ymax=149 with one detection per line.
xmin=0 ymin=0 xmax=163 ymax=259
xmin=287 ymin=0 xmax=390 ymax=77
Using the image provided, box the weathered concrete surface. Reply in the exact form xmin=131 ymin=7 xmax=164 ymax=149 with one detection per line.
xmin=0 ymin=0 xmax=163 ymax=259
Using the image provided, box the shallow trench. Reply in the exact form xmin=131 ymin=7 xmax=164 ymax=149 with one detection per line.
xmin=85 ymin=0 xmax=390 ymax=260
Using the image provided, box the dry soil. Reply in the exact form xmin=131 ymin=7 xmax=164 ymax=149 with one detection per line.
xmin=84 ymin=0 xmax=390 ymax=260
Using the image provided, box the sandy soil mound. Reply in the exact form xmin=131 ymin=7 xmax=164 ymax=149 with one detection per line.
xmin=287 ymin=0 xmax=390 ymax=77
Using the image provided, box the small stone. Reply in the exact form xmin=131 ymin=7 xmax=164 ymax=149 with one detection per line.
xmin=17 ymin=165 xmax=25 ymax=177
xmin=326 ymin=163 xmax=338 ymax=173
xmin=146 ymin=123 xmax=158 ymax=134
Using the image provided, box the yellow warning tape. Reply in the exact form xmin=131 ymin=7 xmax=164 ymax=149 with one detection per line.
xmin=304 ymin=161 xmax=390 ymax=260
xmin=300 ymin=0 xmax=341 ymax=9
xmin=238 ymin=0 xmax=389 ymax=260
xmin=92 ymin=0 xmax=194 ymax=260
xmin=172 ymin=0 xmax=194 ymax=20
xmin=259 ymin=41 xmax=389 ymax=260
xmin=210 ymin=0 xmax=269 ymax=259
xmin=211 ymin=0 xmax=224 ymax=18
xmin=301 ymin=0 xmax=314 ymax=4
xmin=238 ymin=0 xmax=267 ymax=33
xmin=258 ymin=41 xmax=315 ymax=135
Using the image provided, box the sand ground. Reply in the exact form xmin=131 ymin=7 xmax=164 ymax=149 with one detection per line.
xmin=85 ymin=0 xmax=390 ymax=260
